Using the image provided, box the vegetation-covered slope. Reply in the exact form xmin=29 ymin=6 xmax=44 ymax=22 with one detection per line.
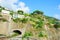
xmin=0 ymin=6 xmax=60 ymax=40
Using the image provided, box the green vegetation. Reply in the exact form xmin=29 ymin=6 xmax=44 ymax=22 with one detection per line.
xmin=13 ymin=18 xmax=21 ymax=23
xmin=21 ymin=18 xmax=28 ymax=23
xmin=0 ymin=34 xmax=6 ymax=36
xmin=0 ymin=6 xmax=5 ymax=12
xmin=0 ymin=6 xmax=60 ymax=39
xmin=10 ymin=11 xmax=14 ymax=18
xmin=17 ymin=10 xmax=23 ymax=15
xmin=35 ymin=20 xmax=44 ymax=28
xmin=31 ymin=10 xmax=43 ymax=15
xmin=23 ymin=31 xmax=33 ymax=38
xmin=38 ymin=32 xmax=44 ymax=37
xmin=7 ymin=33 xmax=19 ymax=38
xmin=54 ymin=21 xmax=60 ymax=29
xmin=0 ymin=15 xmax=2 ymax=17
xmin=38 ymin=31 xmax=47 ymax=37
xmin=0 ymin=18 xmax=8 ymax=22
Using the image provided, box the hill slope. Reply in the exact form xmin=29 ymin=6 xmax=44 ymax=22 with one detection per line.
xmin=0 ymin=6 xmax=60 ymax=40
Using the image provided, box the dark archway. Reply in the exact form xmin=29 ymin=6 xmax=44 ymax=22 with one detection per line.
xmin=13 ymin=30 xmax=22 ymax=35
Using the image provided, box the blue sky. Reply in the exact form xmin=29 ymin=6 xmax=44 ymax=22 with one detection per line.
xmin=0 ymin=0 xmax=60 ymax=19
xmin=19 ymin=0 xmax=60 ymax=18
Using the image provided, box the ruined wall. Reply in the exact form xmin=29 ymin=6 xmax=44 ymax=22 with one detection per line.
xmin=0 ymin=14 xmax=11 ymax=35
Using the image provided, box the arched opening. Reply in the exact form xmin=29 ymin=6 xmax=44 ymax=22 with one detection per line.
xmin=13 ymin=30 xmax=22 ymax=35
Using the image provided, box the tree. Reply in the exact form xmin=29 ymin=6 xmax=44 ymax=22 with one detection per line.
xmin=32 ymin=10 xmax=44 ymax=15
xmin=17 ymin=10 xmax=24 ymax=15
xmin=0 ymin=6 xmax=5 ymax=16
xmin=10 ymin=11 xmax=14 ymax=19
xmin=0 ymin=6 xmax=5 ymax=12
xmin=0 ymin=6 xmax=2 ymax=12
xmin=0 ymin=8 xmax=2 ymax=12
xmin=54 ymin=21 xmax=60 ymax=29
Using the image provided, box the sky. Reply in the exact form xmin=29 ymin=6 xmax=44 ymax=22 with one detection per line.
xmin=0 ymin=0 xmax=60 ymax=19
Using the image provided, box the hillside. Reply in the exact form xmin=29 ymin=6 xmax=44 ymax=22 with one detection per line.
xmin=0 ymin=6 xmax=60 ymax=40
